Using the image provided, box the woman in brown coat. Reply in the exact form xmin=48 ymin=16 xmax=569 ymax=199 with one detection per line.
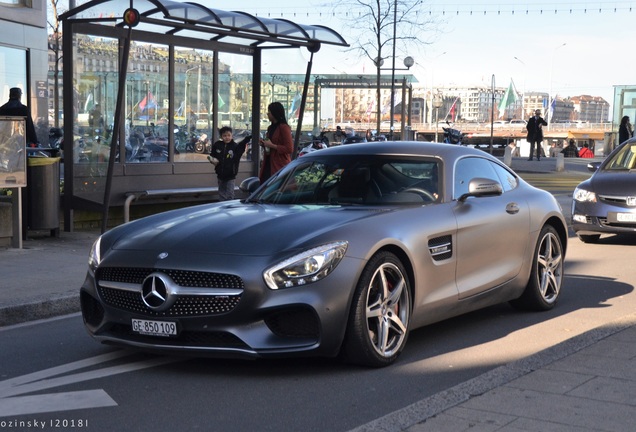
xmin=259 ymin=101 xmax=293 ymax=182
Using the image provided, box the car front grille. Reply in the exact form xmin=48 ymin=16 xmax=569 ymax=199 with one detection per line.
xmin=598 ymin=194 xmax=636 ymax=207
xmin=96 ymin=267 xmax=243 ymax=317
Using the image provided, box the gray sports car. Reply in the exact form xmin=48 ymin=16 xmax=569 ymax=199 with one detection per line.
xmin=81 ymin=142 xmax=567 ymax=367
xmin=572 ymin=137 xmax=636 ymax=243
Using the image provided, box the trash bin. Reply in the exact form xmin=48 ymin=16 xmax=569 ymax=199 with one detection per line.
xmin=26 ymin=156 xmax=60 ymax=235
xmin=404 ymin=126 xmax=416 ymax=141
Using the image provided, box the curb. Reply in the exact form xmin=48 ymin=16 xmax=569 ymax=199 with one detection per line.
xmin=0 ymin=294 xmax=79 ymax=327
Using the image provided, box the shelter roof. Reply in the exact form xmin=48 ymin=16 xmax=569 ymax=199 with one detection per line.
xmin=60 ymin=0 xmax=348 ymax=50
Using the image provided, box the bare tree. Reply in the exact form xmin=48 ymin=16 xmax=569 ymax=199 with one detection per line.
xmin=332 ymin=0 xmax=437 ymax=133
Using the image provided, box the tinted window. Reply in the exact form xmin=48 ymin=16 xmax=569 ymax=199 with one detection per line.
xmin=254 ymin=156 xmax=440 ymax=205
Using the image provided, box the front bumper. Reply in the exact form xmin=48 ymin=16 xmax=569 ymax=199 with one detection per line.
xmin=80 ymin=256 xmax=361 ymax=359
xmin=571 ymin=200 xmax=636 ymax=236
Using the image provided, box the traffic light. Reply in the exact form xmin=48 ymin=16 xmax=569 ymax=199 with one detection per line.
xmin=123 ymin=8 xmax=140 ymax=27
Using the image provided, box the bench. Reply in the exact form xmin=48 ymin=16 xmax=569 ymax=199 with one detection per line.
xmin=124 ymin=187 xmax=229 ymax=223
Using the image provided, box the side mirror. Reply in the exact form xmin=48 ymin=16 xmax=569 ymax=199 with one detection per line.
xmin=587 ymin=161 xmax=601 ymax=172
xmin=458 ymin=177 xmax=503 ymax=202
xmin=239 ymin=176 xmax=261 ymax=194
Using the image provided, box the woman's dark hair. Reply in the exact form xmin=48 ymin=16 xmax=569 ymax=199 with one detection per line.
xmin=268 ymin=101 xmax=288 ymax=125
xmin=621 ymin=115 xmax=630 ymax=126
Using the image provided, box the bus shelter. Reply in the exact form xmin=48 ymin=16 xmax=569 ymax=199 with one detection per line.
xmin=59 ymin=0 xmax=347 ymax=232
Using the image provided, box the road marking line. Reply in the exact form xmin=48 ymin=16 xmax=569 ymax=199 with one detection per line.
xmin=0 ymin=350 xmax=183 ymax=416
xmin=0 ymin=390 xmax=116 ymax=417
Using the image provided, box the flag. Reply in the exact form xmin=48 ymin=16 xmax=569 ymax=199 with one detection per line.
xmin=138 ymin=92 xmax=157 ymax=111
xmin=217 ymin=94 xmax=225 ymax=109
xmin=289 ymin=93 xmax=302 ymax=119
xmin=497 ymin=79 xmax=518 ymax=118
xmin=445 ymin=96 xmax=460 ymax=121
xmin=548 ymin=97 xmax=557 ymax=122
xmin=84 ymin=93 xmax=94 ymax=113
xmin=365 ymin=98 xmax=375 ymax=116
xmin=393 ymin=90 xmax=402 ymax=108
xmin=176 ymin=101 xmax=185 ymax=117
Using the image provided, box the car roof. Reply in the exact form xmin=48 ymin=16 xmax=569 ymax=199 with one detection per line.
xmin=304 ymin=141 xmax=498 ymax=161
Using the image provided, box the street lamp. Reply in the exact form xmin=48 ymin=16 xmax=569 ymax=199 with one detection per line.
xmin=332 ymin=67 xmax=347 ymax=124
xmin=433 ymin=93 xmax=443 ymax=142
xmin=548 ymin=43 xmax=566 ymax=129
xmin=513 ymin=56 xmax=526 ymax=119
xmin=377 ymin=56 xmax=414 ymax=140
xmin=184 ymin=65 xmax=200 ymax=131
xmin=429 ymin=52 xmax=447 ymax=127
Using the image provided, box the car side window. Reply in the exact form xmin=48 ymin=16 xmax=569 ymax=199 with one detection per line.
xmin=490 ymin=162 xmax=518 ymax=192
xmin=454 ymin=157 xmax=502 ymax=199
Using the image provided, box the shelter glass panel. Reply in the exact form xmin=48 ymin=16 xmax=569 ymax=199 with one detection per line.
xmin=126 ymin=42 xmax=170 ymax=163
xmin=72 ymin=35 xmax=118 ymax=201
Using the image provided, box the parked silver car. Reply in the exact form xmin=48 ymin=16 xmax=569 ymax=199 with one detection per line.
xmin=572 ymin=137 xmax=636 ymax=243
xmin=81 ymin=142 xmax=567 ymax=367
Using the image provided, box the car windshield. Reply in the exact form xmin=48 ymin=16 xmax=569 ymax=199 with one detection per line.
xmin=250 ymin=155 xmax=440 ymax=205
xmin=603 ymin=143 xmax=636 ymax=171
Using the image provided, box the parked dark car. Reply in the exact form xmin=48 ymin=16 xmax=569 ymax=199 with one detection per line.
xmin=571 ymin=137 xmax=636 ymax=243
xmin=81 ymin=142 xmax=567 ymax=367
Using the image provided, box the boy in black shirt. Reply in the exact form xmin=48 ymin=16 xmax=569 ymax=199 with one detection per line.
xmin=208 ymin=126 xmax=250 ymax=200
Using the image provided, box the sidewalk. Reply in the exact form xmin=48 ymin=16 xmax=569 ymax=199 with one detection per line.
xmin=3 ymin=155 xmax=634 ymax=432
xmin=0 ymin=229 xmax=97 ymax=327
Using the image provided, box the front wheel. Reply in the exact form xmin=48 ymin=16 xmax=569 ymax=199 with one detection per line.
xmin=194 ymin=141 xmax=205 ymax=153
xmin=510 ymin=225 xmax=564 ymax=311
xmin=341 ymin=252 xmax=411 ymax=367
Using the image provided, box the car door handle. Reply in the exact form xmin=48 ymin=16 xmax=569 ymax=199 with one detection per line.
xmin=506 ymin=202 xmax=520 ymax=214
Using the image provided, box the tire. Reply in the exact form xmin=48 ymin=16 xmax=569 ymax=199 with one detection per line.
xmin=510 ymin=225 xmax=564 ymax=311
xmin=341 ymin=252 xmax=411 ymax=367
xmin=194 ymin=141 xmax=205 ymax=153
xmin=578 ymin=234 xmax=600 ymax=244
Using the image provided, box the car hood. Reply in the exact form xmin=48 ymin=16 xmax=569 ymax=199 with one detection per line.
xmin=591 ymin=171 xmax=636 ymax=194
xmin=109 ymin=202 xmax=391 ymax=256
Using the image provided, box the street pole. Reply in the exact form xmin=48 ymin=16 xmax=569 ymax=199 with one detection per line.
xmin=389 ymin=0 xmax=397 ymax=140
xmin=514 ymin=56 xmax=526 ymax=119
xmin=548 ymin=43 xmax=566 ymax=130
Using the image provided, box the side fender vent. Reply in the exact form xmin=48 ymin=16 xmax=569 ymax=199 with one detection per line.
xmin=429 ymin=235 xmax=452 ymax=261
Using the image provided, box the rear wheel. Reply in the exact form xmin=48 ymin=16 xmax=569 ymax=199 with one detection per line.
xmin=341 ymin=252 xmax=411 ymax=367
xmin=510 ymin=225 xmax=564 ymax=311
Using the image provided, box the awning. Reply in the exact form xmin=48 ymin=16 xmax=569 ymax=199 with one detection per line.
xmin=567 ymin=131 xmax=605 ymax=140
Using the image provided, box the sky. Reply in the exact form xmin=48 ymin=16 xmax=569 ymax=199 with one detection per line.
xmin=214 ymin=0 xmax=634 ymax=108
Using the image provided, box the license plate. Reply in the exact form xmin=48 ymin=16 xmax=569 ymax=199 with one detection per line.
xmin=132 ymin=319 xmax=177 ymax=337
xmin=616 ymin=212 xmax=636 ymax=222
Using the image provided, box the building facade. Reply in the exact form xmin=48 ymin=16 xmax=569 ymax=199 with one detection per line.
xmin=0 ymin=0 xmax=48 ymax=144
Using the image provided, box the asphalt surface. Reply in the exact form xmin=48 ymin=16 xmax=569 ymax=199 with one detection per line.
xmin=2 ymin=155 xmax=635 ymax=431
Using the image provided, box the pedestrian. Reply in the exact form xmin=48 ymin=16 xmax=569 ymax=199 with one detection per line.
xmin=88 ymin=103 xmax=104 ymax=129
xmin=526 ymin=109 xmax=547 ymax=161
xmin=578 ymin=142 xmax=594 ymax=158
xmin=259 ymin=101 xmax=293 ymax=182
xmin=561 ymin=139 xmax=579 ymax=158
xmin=618 ymin=115 xmax=633 ymax=144
xmin=0 ymin=87 xmax=38 ymax=146
xmin=208 ymin=126 xmax=251 ymax=200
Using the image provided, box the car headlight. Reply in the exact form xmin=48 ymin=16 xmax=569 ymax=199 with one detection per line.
xmin=263 ymin=241 xmax=348 ymax=290
xmin=88 ymin=236 xmax=102 ymax=274
xmin=573 ymin=187 xmax=597 ymax=203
